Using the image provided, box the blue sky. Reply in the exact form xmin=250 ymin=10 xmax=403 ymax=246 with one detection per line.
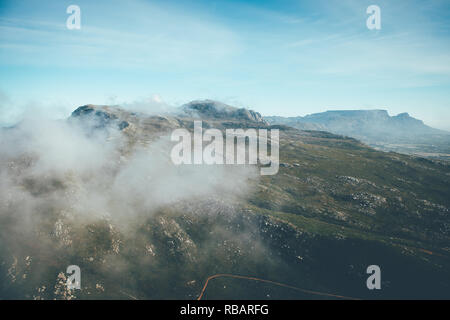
xmin=1 ymin=0 xmax=450 ymax=129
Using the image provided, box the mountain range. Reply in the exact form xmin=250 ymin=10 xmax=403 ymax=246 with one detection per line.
xmin=0 ymin=100 xmax=449 ymax=300
xmin=266 ymin=110 xmax=450 ymax=159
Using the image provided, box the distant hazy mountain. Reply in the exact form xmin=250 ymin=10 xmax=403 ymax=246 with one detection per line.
xmin=266 ymin=110 xmax=450 ymax=159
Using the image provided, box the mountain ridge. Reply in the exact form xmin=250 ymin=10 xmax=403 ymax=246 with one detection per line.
xmin=181 ymin=99 xmax=268 ymax=124
xmin=265 ymin=109 xmax=450 ymax=158
xmin=67 ymin=103 xmax=450 ymax=159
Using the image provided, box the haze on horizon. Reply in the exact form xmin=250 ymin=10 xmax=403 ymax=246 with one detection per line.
xmin=0 ymin=0 xmax=449 ymax=130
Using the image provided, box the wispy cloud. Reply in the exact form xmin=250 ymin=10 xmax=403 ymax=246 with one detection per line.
xmin=0 ymin=0 xmax=449 ymax=129
xmin=0 ymin=1 xmax=241 ymax=70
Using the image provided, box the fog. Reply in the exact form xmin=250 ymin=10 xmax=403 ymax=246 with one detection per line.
xmin=0 ymin=104 xmax=259 ymax=220
xmin=0 ymin=104 xmax=269 ymax=299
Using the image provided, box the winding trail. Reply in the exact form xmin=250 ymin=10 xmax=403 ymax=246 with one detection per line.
xmin=197 ymin=273 xmax=361 ymax=300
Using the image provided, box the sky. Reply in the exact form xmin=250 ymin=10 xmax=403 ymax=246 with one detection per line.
xmin=0 ymin=0 xmax=449 ymax=130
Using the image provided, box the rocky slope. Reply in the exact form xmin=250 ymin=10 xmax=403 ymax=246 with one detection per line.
xmin=182 ymin=100 xmax=268 ymax=125
xmin=0 ymin=102 xmax=449 ymax=299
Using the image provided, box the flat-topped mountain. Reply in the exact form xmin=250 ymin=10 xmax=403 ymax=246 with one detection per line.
xmin=266 ymin=110 xmax=450 ymax=158
xmin=266 ymin=109 xmax=443 ymax=137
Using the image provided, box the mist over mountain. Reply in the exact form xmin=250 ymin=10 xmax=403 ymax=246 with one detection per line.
xmin=181 ymin=99 xmax=268 ymax=125
xmin=1 ymin=100 xmax=449 ymax=300
xmin=266 ymin=110 xmax=450 ymax=159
